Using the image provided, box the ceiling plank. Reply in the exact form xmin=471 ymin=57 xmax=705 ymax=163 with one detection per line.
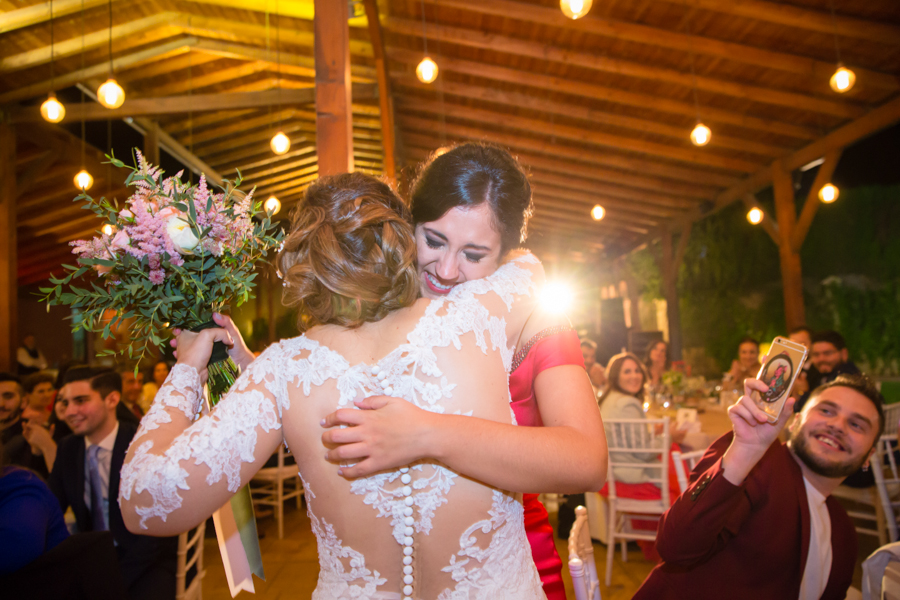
xmin=385 ymin=17 xmax=865 ymax=119
xmin=0 ymin=0 xmax=112 ymax=35
xmin=116 ymin=50 xmax=220 ymax=82
xmin=144 ymin=61 xmax=269 ymax=96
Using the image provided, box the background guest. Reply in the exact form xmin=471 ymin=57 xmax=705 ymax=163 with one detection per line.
xmin=725 ymin=337 xmax=761 ymax=390
xmin=140 ymin=360 xmax=169 ymax=414
xmin=580 ymin=338 xmax=607 ymax=391
xmin=119 ymin=369 xmax=144 ymax=419
xmin=795 ymin=330 xmax=861 ymax=413
xmin=0 ymin=373 xmax=48 ymax=477
xmin=16 ymin=334 xmax=48 ymax=376
xmin=21 ymin=372 xmax=56 ymax=420
xmin=644 ymin=340 xmax=670 ymax=387
xmin=788 ymin=325 xmax=814 ymax=397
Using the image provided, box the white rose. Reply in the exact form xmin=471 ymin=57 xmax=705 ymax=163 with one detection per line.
xmin=166 ymin=216 xmax=199 ymax=253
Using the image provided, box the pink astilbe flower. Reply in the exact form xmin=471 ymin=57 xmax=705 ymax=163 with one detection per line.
xmin=148 ymin=269 xmax=165 ymax=285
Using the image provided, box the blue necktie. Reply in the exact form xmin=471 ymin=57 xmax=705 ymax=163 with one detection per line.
xmin=87 ymin=445 xmax=107 ymax=531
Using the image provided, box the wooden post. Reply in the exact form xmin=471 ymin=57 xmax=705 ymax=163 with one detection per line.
xmin=772 ymin=159 xmax=806 ymax=330
xmin=0 ymin=123 xmax=17 ymax=371
xmin=658 ymin=223 xmax=691 ymax=362
xmin=314 ymin=0 xmax=354 ymax=176
xmin=143 ymin=120 xmax=160 ymax=165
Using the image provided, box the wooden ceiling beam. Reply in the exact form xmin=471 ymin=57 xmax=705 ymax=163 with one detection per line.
xmin=396 ymin=100 xmax=760 ymax=173
xmin=399 ymin=117 xmax=737 ymax=187
xmin=175 ymin=109 xmax=301 ymax=146
xmin=386 ymin=47 xmax=817 ymax=142
xmin=242 ymin=153 xmax=318 ymax=180
xmin=363 ymin=0 xmax=396 ymax=181
xmin=403 ymin=133 xmax=718 ymax=200
xmin=1 ymin=0 xmax=112 ymax=35
xmin=533 ymin=195 xmax=662 ymax=228
xmin=531 ymin=207 xmax=650 ymax=236
xmin=142 ymin=61 xmax=269 ymax=96
xmin=254 ymin=173 xmax=321 ymax=197
xmin=116 ymin=50 xmax=221 ymax=83
xmin=657 ymin=0 xmax=900 ymax=46
xmin=427 ymin=0 xmax=899 ymax=91
xmin=393 ymin=74 xmax=787 ymax=158
xmin=0 ymin=37 xmax=196 ymax=104
xmin=1 ymin=13 xmax=179 ymax=73
xmin=14 ymin=149 xmax=61 ymax=201
xmin=161 ymin=109 xmax=257 ymax=135
xmin=245 ymin=164 xmax=319 ymax=189
xmin=385 ymin=17 xmax=864 ymax=119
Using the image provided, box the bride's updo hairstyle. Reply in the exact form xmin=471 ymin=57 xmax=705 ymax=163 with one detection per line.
xmin=410 ymin=143 xmax=534 ymax=255
xmin=276 ymin=172 xmax=419 ymax=332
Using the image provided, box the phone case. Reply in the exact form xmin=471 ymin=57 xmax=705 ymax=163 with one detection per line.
xmin=754 ymin=337 xmax=809 ymax=423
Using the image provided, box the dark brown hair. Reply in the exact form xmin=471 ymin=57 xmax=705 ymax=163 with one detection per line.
xmin=62 ymin=366 xmax=122 ymax=401
xmin=410 ymin=143 xmax=533 ymax=254
xmin=643 ymin=340 xmax=670 ymax=372
xmin=598 ymin=352 xmax=649 ymax=404
xmin=276 ymin=172 xmax=419 ymax=332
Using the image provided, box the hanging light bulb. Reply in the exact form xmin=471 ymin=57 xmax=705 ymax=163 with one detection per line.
xmin=690 ymin=122 xmax=711 ymax=146
xmin=270 ymin=131 xmax=290 ymax=155
xmin=590 ymin=204 xmax=605 ymax=221
xmin=264 ymin=196 xmax=282 ymax=215
xmin=74 ymin=169 xmax=94 ymax=191
xmin=746 ymin=207 xmax=764 ymax=225
xmin=97 ymin=78 xmax=125 ymax=108
xmin=829 ymin=64 xmax=856 ymax=93
xmin=560 ymin=0 xmax=592 ymax=19
xmin=818 ymin=183 xmax=839 ymax=203
xmin=416 ymin=57 xmax=439 ymax=84
xmin=41 ymin=93 xmax=66 ymax=123
xmin=102 ymin=224 xmax=114 ymax=236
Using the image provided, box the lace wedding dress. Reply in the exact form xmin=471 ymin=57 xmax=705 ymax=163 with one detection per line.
xmin=119 ymin=254 xmax=548 ymax=600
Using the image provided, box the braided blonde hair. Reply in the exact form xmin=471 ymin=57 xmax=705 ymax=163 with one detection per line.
xmin=276 ymin=172 xmax=419 ymax=331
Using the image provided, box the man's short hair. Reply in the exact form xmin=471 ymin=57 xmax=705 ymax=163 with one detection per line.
xmin=0 ymin=372 xmax=22 ymax=386
xmin=807 ymin=373 xmax=885 ymax=440
xmin=789 ymin=326 xmax=813 ymax=337
xmin=63 ymin=366 xmax=122 ymax=401
xmin=22 ymin=372 xmax=55 ymax=394
xmin=811 ymin=330 xmax=846 ymax=351
xmin=580 ymin=339 xmax=597 ymax=350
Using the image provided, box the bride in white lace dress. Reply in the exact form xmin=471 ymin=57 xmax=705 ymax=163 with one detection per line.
xmin=119 ymin=172 xmax=549 ymax=599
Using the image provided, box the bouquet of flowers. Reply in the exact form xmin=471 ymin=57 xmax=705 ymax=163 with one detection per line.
xmin=40 ymin=151 xmax=283 ymax=592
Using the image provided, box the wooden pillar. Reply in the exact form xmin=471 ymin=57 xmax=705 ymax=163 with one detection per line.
xmin=658 ymin=223 xmax=692 ymax=362
xmin=143 ymin=120 xmax=160 ymax=165
xmin=314 ymin=0 xmax=354 ymax=176
xmin=772 ymin=160 xmax=806 ymax=330
xmin=363 ymin=0 xmax=396 ymax=181
xmin=0 ymin=123 xmax=17 ymax=372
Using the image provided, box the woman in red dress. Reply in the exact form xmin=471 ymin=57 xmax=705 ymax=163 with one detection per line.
xmin=322 ymin=143 xmax=607 ymax=599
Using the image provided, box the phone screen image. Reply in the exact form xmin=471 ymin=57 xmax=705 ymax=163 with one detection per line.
xmin=754 ymin=338 xmax=808 ymax=423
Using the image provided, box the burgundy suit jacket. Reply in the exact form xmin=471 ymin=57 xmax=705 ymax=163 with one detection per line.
xmin=634 ymin=433 xmax=856 ymax=600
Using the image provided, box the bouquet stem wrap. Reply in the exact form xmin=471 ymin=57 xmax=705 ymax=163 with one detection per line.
xmin=193 ymin=321 xmax=265 ymax=595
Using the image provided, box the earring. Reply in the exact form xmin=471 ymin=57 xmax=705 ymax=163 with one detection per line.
xmin=863 ymin=463 xmax=870 ymax=472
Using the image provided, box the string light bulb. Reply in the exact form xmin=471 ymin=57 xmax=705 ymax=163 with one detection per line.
xmin=97 ymin=78 xmax=125 ymax=108
xmin=74 ymin=169 xmax=94 ymax=191
xmin=270 ymin=131 xmax=290 ymax=155
xmin=690 ymin=122 xmax=711 ymax=146
xmin=560 ymin=0 xmax=592 ymax=19
xmin=829 ymin=64 xmax=856 ymax=93
xmin=591 ymin=205 xmax=605 ymax=221
xmin=102 ymin=224 xmax=114 ymax=236
xmin=818 ymin=183 xmax=839 ymax=203
xmin=416 ymin=57 xmax=439 ymax=84
xmin=746 ymin=207 xmax=764 ymax=225
xmin=41 ymin=93 xmax=65 ymax=122
xmin=264 ymin=196 xmax=282 ymax=215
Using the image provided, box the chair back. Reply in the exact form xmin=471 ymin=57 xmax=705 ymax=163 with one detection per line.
xmin=873 ymin=434 xmax=900 ymax=543
xmin=175 ymin=521 xmax=206 ymax=600
xmin=604 ymin=417 xmax=671 ymax=507
xmin=671 ymin=449 xmax=707 ymax=494
xmin=567 ymin=505 xmax=601 ymax=600
xmin=884 ymin=404 xmax=900 ymax=438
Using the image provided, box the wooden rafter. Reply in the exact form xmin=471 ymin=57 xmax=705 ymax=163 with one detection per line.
xmin=0 ymin=0 xmax=113 ymax=35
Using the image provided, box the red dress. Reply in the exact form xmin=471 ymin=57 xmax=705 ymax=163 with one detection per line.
xmin=509 ymin=325 xmax=584 ymax=600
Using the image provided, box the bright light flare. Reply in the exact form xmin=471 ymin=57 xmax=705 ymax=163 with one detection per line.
xmin=416 ymin=57 xmax=439 ymax=84
xmin=265 ymin=196 xmax=282 ymax=215
xmin=818 ymin=183 xmax=839 ymax=203
xmin=690 ymin=122 xmax=711 ymax=146
xmin=591 ymin=204 xmax=605 ymax=221
xmin=41 ymin=94 xmax=65 ymax=122
xmin=560 ymin=0 xmax=592 ymax=19
xmin=539 ymin=281 xmax=573 ymax=314
xmin=270 ymin=132 xmax=291 ymax=155
xmin=830 ymin=65 xmax=856 ymax=93
xmin=74 ymin=169 xmax=94 ymax=191
xmin=747 ymin=207 xmax=764 ymax=224
xmin=102 ymin=224 xmax=114 ymax=236
xmin=97 ymin=78 xmax=125 ymax=109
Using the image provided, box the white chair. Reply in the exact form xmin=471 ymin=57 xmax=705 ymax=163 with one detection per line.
xmin=250 ymin=445 xmax=304 ymax=539
xmin=603 ymin=417 xmax=671 ymax=587
xmin=568 ymin=505 xmax=601 ymax=600
xmin=873 ymin=434 xmax=900 ymax=543
xmin=671 ymin=449 xmax=707 ymax=494
xmin=175 ymin=521 xmax=206 ymax=600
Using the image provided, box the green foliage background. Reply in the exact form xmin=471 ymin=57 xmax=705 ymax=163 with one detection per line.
xmin=624 ymin=185 xmax=900 ymax=374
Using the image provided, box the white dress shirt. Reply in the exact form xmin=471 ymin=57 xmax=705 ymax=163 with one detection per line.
xmin=83 ymin=423 xmax=119 ymax=531
xmin=799 ymin=476 xmax=832 ymax=600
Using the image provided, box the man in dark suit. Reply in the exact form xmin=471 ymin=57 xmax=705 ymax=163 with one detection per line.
xmin=49 ymin=367 xmax=177 ymax=600
xmin=634 ymin=374 xmax=883 ymax=600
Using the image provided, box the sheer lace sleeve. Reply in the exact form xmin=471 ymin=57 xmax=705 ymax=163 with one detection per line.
xmin=118 ymin=350 xmax=286 ymax=536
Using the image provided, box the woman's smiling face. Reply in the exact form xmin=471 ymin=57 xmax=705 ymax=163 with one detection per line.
xmin=415 ymin=203 xmax=503 ymax=299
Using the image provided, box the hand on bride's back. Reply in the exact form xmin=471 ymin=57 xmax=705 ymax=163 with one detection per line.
xmin=321 ymin=396 xmax=435 ymax=479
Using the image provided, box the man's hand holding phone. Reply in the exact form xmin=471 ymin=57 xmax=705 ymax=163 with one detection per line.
xmin=721 ymin=377 xmax=796 ymax=486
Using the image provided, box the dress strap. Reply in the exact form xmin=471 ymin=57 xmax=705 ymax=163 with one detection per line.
xmin=510 ymin=325 xmax=574 ymax=373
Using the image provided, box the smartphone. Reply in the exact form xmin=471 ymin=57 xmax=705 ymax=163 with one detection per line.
xmin=754 ymin=337 xmax=809 ymax=423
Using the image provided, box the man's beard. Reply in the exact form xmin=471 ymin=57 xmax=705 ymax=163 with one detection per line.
xmin=0 ymin=408 xmax=21 ymax=428
xmin=789 ymin=427 xmax=869 ymax=479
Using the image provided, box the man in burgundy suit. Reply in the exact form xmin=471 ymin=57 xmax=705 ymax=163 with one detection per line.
xmin=635 ymin=374 xmax=884 ymax=600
